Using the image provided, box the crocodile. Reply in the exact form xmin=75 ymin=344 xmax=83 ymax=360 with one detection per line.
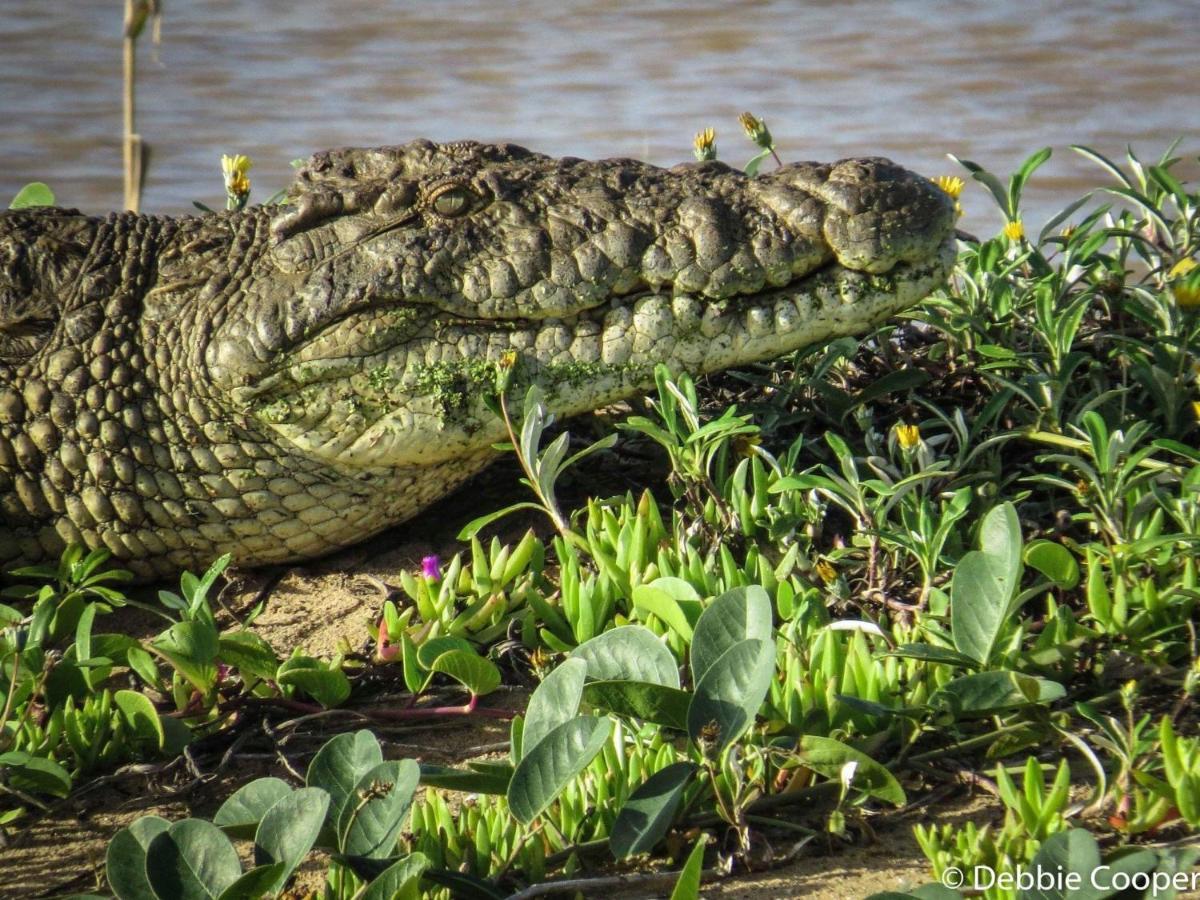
xmin=0 ymin=139 xmax=956 ymax=580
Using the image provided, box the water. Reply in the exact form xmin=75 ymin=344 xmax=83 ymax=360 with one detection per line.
xmin=2 ymin=0 xmax=1197 ymax=230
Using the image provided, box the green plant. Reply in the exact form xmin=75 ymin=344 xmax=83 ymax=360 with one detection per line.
xmin=8 ymin=140 xmax=1200 ymax=897
xmin=1146 ymin=716 xmax=1200 ymax=829
xmin=102 ymin=729 xmax=431 ymax=900
xmin=8 ymin=182 xmax=55 ymax=208
xmin=879 ymin=828 xmax=1195 ymax=900
xmin=0 ymin=549 xmax=177 ymax=831
xmin=461 ymin=376 xmax=617 ymax=543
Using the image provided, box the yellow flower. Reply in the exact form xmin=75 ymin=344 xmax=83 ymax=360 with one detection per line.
xmin=932 ymin=175 xmax=964 ymax=218
xmin=894 ymin=423 xmax=921 ymax=451
xmin=693 ymin=127 xmax=717 ymax=162
xmin=495 ymin=349 xmax=519 ymax=393
xmin=815 ymin=559 xmax=837 ymax=585
xmin=221 ymin=154 xmax=251 ymax=191
xmin=738 ymin=111 xmax=772 ymax=148
xmin=221 ymin=154 xmax=252 ymax=210
xmin=1192 ymin=400 xmax=1200 ymax=422
xmin=1170 ymin=257 xmax=1200 ymax=308
xmin=932 ymin=175 xmax=964 ymax=199
xmin=1003 ymin=219 xmax=1025 ymax=241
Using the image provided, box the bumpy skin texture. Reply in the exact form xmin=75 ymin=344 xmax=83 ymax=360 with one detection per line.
xmin=0 ymin=140 xmax=955 ymax=579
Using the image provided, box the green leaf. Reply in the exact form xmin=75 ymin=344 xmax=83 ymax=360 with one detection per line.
xmin=418 ymin=762 xmax=513 ymax=795
xmin=91 ymin=633 xmax=141 ymax=664
xmin=1037 ymin=194 xmax=1092 ymax=247
xmin=421 ymin=868 xmax=509 ymax=899
xmin=145 ymin=819 xmax=243 ymax=900
xmin=583 ymin=680 xmax=691 ymax=730
xmin=9 ymin=182 xmax=55 ymax=209
xmin=744 ymin=149 xmax=771 ymax=179
xmin=1070 ymin=145 xmax=1132 ymax=188
xmin=306 ymin=731 xmax=383 ymax=829
xmin=669 ymin=834 xmax=707 ymax=900
xmin=508 ymin=716 xmax=612 ymax=824
xmin=330 ymin=853 xmax=402 ymax=883
xmin=191 ymin=554 xmax=231 ymax=609
xmin=114 ymin=689 xmax=165 ymax=750
xmin=157 ymin=589 xmax=188 ymax=613
xmin=457 ymin=502 xmax=545 ymax=540
xmin=521 ymin=657 xmax=587 ymax=759
xmin=1151 ymin=438 xmax=1200 ymax=464
xmin=1015 ymin=828 xmax=1159 ymax=900
xmin=400 ymin=631 xmax=423 ymax=695
xmin=74 ymin=602 xmax=96 ymax=663
xmin=213 ymin=778 xmax=293 ymax=838
xmin=1022 ymin=541 xmax=1079 ymax=589
xmin=571 ymin=625 xmax=680 ymax=688
xmin=849 ymin=368 xmax=931 ymax=412
xmin=360 ymin=852 xmax=430 ymax=900
xmin=277 ymin=659 xmax=351 ymax=708
xmin=797 ymin=735 xmax=906 ymax=806
xmin=428 ymin=649 xmax=501 ymax=697
xmin=415 ymin=636 xmax=475 ymax=670
xmin=152 ymin=620 xmax=219 ymax=693
xmin=933 ymin=670 xmax=1064 ymax=717
xmin=687 ymin=638 xmax=775 ymax=754
xmin=254 ymin=787 xmax=330 ymax=890
xmin=950 ymin=550 xmax=1012 ymax=666
xmin=610 ymin=762 xmax=696 ymax=859
xmin=690 ymin=586 xmax=773 ymax=685
xmin=835 ymin=695 xmax=925 ymax=720
xmin=216 ymin=632 xmax=280 ymax=683
xmin=950 ymin=155 xmax=1011 ymax=216
xmin=107 ymin=816 xmax=171 ymax=900
xmin=1010 ymin=147 xmax=1052 ymax=212
xmin=887 ymin=644 xmax=980 ymax=670
xmin=631 ymin=578 xmax=699 ymax=641
xmin=0 ymin=751 xmax=72 ymax=797
xmin=214 ymin=864 xmax=286 ymax=900
xmin=980 ymin=502 xmax=1022 ymax=576
xmin=155 ymin=619 xmax=219 ymax=661
xmin=949 ymin=549 xmax=1010 ymax=664
xmin=866 ymin=889 xmax=960 ymax=900
xmin=338 ymin=759 xmax=420 ymax=859
xmin=160 ymin=715 xmax=195 ymax=756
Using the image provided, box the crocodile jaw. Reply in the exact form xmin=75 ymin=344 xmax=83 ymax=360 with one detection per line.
xmin=254 ymin=236 xmax=954 ymax=467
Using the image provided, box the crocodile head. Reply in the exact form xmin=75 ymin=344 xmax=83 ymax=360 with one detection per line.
xmin=209 ymin=140 xmax=955 ymax=469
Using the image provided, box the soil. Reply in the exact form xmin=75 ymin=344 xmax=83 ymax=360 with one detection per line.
xmin=1 ymin=457 xmax=1187 ymax=899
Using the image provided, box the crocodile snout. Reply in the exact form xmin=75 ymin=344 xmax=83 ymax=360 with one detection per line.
xmin=761 ymin=157 xmax=957 ymax=275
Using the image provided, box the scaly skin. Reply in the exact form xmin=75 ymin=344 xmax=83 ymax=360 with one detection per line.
xmin=0 ymin=140 xmax=955 ymax=579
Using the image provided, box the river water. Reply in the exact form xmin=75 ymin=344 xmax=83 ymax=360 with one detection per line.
xmin=2 ymin=0 xmax=1197 ymax=230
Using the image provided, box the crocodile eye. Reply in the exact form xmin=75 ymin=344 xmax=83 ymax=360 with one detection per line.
xmin=430 ymin=185 xmax=473 ymax=218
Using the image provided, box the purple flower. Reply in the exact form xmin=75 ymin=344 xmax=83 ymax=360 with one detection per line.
xmin=421 ymin=555 xmax=441 ymax=580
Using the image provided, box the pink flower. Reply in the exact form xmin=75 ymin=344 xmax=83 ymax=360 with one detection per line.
xmin=376 ymin=620 xmax=399 ymax=662
xmin=421 ymin=555 xmax=441 ymax=580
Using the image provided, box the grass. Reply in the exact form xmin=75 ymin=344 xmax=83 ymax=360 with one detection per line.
xmin=3 ymin=141 xmax=1200 ymax=899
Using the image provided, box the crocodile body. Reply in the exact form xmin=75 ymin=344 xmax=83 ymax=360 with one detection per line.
xmin=0 ymin=140 xmax=955 ymax=579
